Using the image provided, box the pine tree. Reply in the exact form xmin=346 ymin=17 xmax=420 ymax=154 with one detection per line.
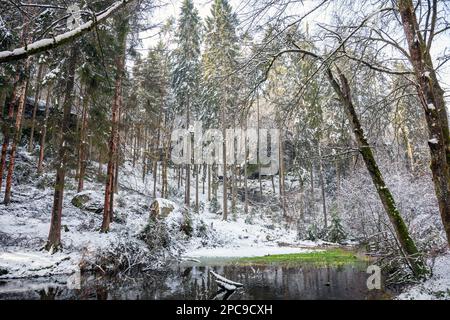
xmin=202 ymin=0 xmax=240 ymax=220
xmin=172 ymin=0 xmax=202 ymax=209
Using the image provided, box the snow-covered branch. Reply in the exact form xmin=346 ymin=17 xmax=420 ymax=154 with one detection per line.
xmin=0 ymin=0 xmax=134 ymax=64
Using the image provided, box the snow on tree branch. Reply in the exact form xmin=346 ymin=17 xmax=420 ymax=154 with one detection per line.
xmin=0 ymin=0 xmax=134 ymax=64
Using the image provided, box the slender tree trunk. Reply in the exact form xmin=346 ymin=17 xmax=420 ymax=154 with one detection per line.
xmin=101 ymin=22 xmax=127 ymax=233
xmin=326 ymin=66 xmax=427 ymax=277
xmin=257 ymin=90 xmax=262 ymax=197
xmin=244 ymin=124 xmax=249 ymax=214
xmin=28 ymin=62 xmax=44 ymax=153
xmin=185 ymin=99 xmax=191 ymax=207
xmin=162 ymin=136 xmax=169 ymax=198
xmin=109 ymin=160 xmax=115 ymax=223
xmin=231 ymin=163 xmax=236 ymax=213
xmin=77 ymin=92 xmax=89 ymax=193
xmin=45 ymin=46 xmax=78 ymax=252
xmin=299 ymin=177 xmax=304 ymax=218
xmin=398 ymin=0 xmax=450 ymax=246
xmin=37 ymin=85 xmax=52 ymax=174
xmin=114 ymin=107 xmax=122 ymax=194
xmin=0 ymin=75 xmax=19 ymax=190
xmin=152 ymin=158 xmax=158 ymax=198
xmin=207 ymin=164 xmax=211 ymax=201
xmin=222 ymin=103 xmax=228 ymax=221
xmin=202 ymin=164 xmax=205 ymax=195
xmin=318 ymin=143 xmax=327 ymax=228
xmin=310 ymin=164 xmax=315 ymax=214
xmin=279 ymin=128 xmax=286 ymax=216
xmin=195 ymin=164 xmax=199 ymax=211
xmin=4 ymin=77 xmax=29 ymax=204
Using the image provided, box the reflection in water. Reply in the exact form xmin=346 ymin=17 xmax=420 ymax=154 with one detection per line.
xmin=0 ymin=262 xmax=386 ymax=300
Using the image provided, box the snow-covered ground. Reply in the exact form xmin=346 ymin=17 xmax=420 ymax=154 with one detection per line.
xmin=2 ymin=148 xmax=448 ymax=300
xmin=397 ymin=251 xmax=450 ymax=300
xmin=0 ymin=149 xmax=315 ymax=281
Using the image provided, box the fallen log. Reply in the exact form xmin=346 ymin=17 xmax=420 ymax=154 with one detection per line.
xmin=210 ymin=270 xmax=243 ymax=291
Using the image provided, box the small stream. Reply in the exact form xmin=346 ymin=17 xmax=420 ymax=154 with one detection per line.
xmin=0 ymin=258 xmax=388 ymax=300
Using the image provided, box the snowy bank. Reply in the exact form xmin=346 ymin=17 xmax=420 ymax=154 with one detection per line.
xmin=397 ymin=251 xmax=450 ymax=300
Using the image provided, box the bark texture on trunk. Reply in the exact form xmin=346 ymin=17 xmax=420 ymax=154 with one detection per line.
xmin=398 ymin=0 xmax=450 ymax=246
xmin=77 ymin=92 xmax=89 ymax=192
xmin=101 ymin=20 xmax=127 ymax=232
xmin=326 ymin=66 xmax=427 ymax=277
xmin=45 ymin=46 xmax=78 ymax=252
xmin=4 ymin=77 xmax=29 ymax=204
xmin=0 ymin=75 xmax=19 ymax=191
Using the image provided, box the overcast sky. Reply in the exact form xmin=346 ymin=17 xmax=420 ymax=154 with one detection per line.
xmin=137 ymin=0 xmax=449 ymax=99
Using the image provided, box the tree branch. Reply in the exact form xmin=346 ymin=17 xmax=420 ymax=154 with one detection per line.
xmin=0 ymin=0 xmax=134 ymax=64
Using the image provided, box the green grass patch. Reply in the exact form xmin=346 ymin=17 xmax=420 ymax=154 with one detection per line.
xmin=237 ymin=249 xmax=367 ymax=266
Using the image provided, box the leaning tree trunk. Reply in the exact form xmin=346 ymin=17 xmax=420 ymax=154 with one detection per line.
xmin=45 ymin=46 xmax=78 ymax=252
xmin=101 ymin=20 xmax=127 ymax=233
xmin=398 ymin=0 xmax=450 ymax=246
xmin=326 ymin=66 xmax=427 ymax=277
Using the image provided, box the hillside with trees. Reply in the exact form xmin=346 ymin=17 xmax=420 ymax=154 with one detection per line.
xmin=0 ymin=0 xmax=449 ymax=300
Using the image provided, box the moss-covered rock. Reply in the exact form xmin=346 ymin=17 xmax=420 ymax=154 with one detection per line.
xmin=149 ymin=198 xmax=175 ymax=220
xmin=71 ymin=190 xmax=103 ymax=213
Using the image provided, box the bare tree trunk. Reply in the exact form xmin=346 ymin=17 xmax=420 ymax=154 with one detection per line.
xmin=114 ymin=108 xmax=122 ymax=194
xmin=185 ymin=98 xmax=191 ymax=208
xmin=279 ymin=128 xmax=286 ymax=216
xmin=37 ymin=85 xmax=52 ymax=174
xmin=202 ymin=164 xmax=205 ymax=195
xmin=326 ymin=66 xmax=426 ymax=277
xmin=195 ymin=164 xmax=199 ymax=211
xmin=4 ymin=76 xmax=29 ymax=204
xmin=77 ymin=92 xmax=89 ymax=193
xmin=231 ymin=163 xmax=236 ymax=213
xmin=318 ymin=143 xmax=327 ymax=228
xmin=222 ymin=103 xmax=228 ymax=221
xmin=101 ymin=22 xmax=127 ymax=233
xmin=244 ymin=125 xmax=249 ymax=215
xmin=257 ymin=90 xmax=262 ymax=198
xmin=0 ymin=75 xmax=19 ymax=190
xmin=299 ymin=177 xmax=304 ymax=218
xmin=45 ymin=46 xmax=78 ymax=251
xmin=207 ymin=164 xmax=211 ymax=201
xmin=162 ymin=134 xmax=169 ymax=198
xmin=310 ymin=164 xmax=315 ymax=214
xmin=152 ymin=158 xmax=158 ymax=198
xmin=398 ymin=0 xmax=450 ymax=246
xmin=132 ymin=126 xmax=137 ymax=168
xmin=28 ymin=62 xmax=44 ymax=153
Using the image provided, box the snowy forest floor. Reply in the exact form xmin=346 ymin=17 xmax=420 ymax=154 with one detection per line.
xmin=0 ymin=148 xmax=321 ymax=277
xmin=0 ymin=148 xmax=449 ymax=300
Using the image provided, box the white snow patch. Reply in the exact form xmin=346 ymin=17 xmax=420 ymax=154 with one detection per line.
xmin=397 ymin=251 xmax=450 ymax=300
xmin=429 ymin=138 xmax=438 ymax=144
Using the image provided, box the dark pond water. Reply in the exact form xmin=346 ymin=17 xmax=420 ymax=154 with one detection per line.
xmin=0 ymin=260 xmax=387 ymax=300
